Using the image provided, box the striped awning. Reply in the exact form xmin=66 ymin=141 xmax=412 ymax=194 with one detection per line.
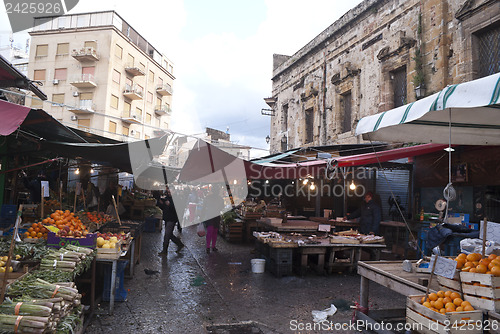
xmin=355 ymin=72 xmax=500 ymax=145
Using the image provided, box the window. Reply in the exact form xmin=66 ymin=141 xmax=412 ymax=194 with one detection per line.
xmin=54 ymin=68 xmax=67 ymax=80
xmin=84 ymin=41 xmax=97 ymax=49
xmin=139 ymin=62 xmax=145 ymax=72
xmin=77 ymin=119 xmax=90 ymax=130
xmin=341 ymin=92 xmax=352 ymax=133
xmin=163 ymin=122 xmax=169 ymax=129
xmin=135 ymin=131 xmax=141 ymax=139
xmin=146 ymin=113 xmax=152 ymax=124
xmin=392 ymin=67 xmax=407 ymax=108
xmin=31 ymin=98 xmax=43 ymax=108
xmin=80 ymin=92 xmax=93 ymax=109
xmin=305 ymin=108 xmax=314 ymax=143
xmin=282 ymin=104 xmax=288 ymax=131
xmin=52 ymin=93 xmax=65 ymax=105
xmin=82 ymin=66 xmax=95 ymax=82
xmin=158 ymin=77 xmax=163 ymax=87
xmin=110 ymin=95 xmax=119 ymax=109
xmin=109 ymin=121 xmax=117 ymax=133
xmin=147 ymin=92 xmax=153 ymax=104
xmin=124 ymin=101 xmax=131 ymax=113
xmin=115 ymin=44 xmax=123 ymax=59
xmin=112 ymin=69 xmax=121 ymax=84
xmin=125 ymin=78 xmax=132 ymax=90
xmin=476 ymin=25 xmax=500 ymax=77
xmin=137 ymin=84 xmax=144 ymax=95
xmin=127 ymin=53 xmax=134 ymax=66
xmin=80 ymin=92 xmax=93 ymax=101
xmin=149 ymin=70 xmax=154 ymax=83
xmin=122 ymin=126 xmax=129 ymax=136
xmin=136 ymin=107 xmax=142 ymax=116
xmin=156 ymin=97 xmax=162 ymax=106
xmin=35 ymin=44 xmax=48 ymax=57
xmin=33 ymin=69 xmax=46 ymax=81
xmin=56 ymin=43 xmax=69 ymax=55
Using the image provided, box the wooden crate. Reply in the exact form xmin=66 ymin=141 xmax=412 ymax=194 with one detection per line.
xmin=460 ymin=271 xmax=500 ymax=312
xmin=406 ymin=295 xmax=483 ymax=334
xmin=437 ymin=270 xmax=462 ymax=295
xmin=487 ymin=311 xmax=500 ymax=334
xmin=96 ymin=240 xmax=122 ymax=260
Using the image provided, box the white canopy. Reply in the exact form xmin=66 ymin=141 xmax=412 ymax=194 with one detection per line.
xmin=355 ymin=72 xmax=500 ymax=145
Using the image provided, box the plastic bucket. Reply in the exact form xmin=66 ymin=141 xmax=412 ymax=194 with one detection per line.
xmin=251 ymin=259 xmax=266 ymax=273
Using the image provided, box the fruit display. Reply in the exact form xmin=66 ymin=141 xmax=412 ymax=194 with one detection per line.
xmin=23 ymin=222 xmax=49 ymax=240
xmin=420 ymin=290 xmax=475 ymax=314
xmin=25 ymin=210 xmax=89 ymax=240
xmin=0 ymin=255 xmax=19 ymax=273
xmin=454 ymin=252 xmax=500 ymax=276
xmin=95 ymin=232 xmax=128 ymax=249
xmin=77 ymin=211 xmax=114 ymax=232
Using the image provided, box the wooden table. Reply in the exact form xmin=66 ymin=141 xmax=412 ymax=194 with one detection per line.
xmin=356 ymin=260 xmax=440 ymax=333
xmin=258 ymin=219 xmax=326 ymax=233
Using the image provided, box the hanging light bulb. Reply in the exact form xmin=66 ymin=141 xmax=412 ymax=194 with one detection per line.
xmin=90 ymin=168 xmax=95 ymax=173
xmin=349 ymin=180 xmax=356 ymax=190
xmin=310 ymin=183 xmax=316 ymax=191
xmin=303 ymin=179 xmax=309 ymax=185
xmin=265 ymin=180 xmax=269 ymax=184
xmin=75 ymin=168 xmax=80 ymax=175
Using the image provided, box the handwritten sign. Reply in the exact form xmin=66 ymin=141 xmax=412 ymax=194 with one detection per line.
xmin=41 ymin=181 xmax=50 ymax=197
xmin=480 ymin=221 xmax=500 ymax=244
xmin=75 ymin=182 xmax=82 ymax=196
xmin=429 ymin=255 xmax=457 ymax=279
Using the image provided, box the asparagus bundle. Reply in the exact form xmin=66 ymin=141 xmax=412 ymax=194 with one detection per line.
xmin=0 ymin=300 xmax=52 ymax=317
xmin=8 ymin=278 xmax=80 ymax=302
xmin=0 ymin=314 xmax=49 ymax=334
xmin=64 ymin=245 xmax=93 ymax=256
xmin=39 ymin=259 xmax=76 ymax=272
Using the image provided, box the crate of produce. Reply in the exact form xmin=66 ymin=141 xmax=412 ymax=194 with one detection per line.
xmin=406 ymin=295 xmax=482 ymax=334
xmin=96 ymin=240 xmax=122 ymax=260
xmin=46 ymin=232 xmax=96 ymax=249
xmin=460 ymin=271 xmax=500 ymax=312
xmin=437 ymin=270 xmax=462 ymax=295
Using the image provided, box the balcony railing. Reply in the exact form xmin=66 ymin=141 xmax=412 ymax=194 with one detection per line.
xmin=71 ymin=47 xmax=99 ymax=61
xmin=124 ymin=63 xmax=145 ymax=76
xmin=121 ymin=112 xmax=142 ymax=124
xmin=154 ymin=105 xmax=172 ymax=116
xmin=70 ymin=74 xmax=97 ymax=88
xmin=156 ymin=83 xmax=173 ymax=96
xmin=68 ymin=100 xmax=96 ymax=114
xmin=123 ymin=84 xmax=143 ymax=100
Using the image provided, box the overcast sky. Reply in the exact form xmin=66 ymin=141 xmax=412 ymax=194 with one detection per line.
xmin=0 ymin=0 xmax=363 ymax=158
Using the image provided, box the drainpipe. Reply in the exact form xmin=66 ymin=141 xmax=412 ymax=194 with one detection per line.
xmin=322 ymin=51 xmax=328 ymax=145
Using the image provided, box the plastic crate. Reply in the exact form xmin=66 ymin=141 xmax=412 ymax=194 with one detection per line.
xmin=102 ymin=260 xmax=128 ymax=302
xmin=144 ymin=217 xmax=159 ymax=233
xmin=266 ymin=258 xmax=293 ymax=277
xmin=0 ymin=205 xmax=17 ymax=218
xmin=269 ymin=248 xmax=293 ymax=263
xmin=0 ymin=217 xmax=16 ymax=228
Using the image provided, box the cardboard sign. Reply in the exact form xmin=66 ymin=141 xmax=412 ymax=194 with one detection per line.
xmin=318 ymin=224 xmax=331 ymax=232
xmin=75 ymin=182 xmax=82 ymax=196
xmin=41 ymin=181 xmax=50 ymax=197
xmin=480 ymin=221 xmax=500 ymax=244
xmin=429 ymin=255 xmax=457 ymax=279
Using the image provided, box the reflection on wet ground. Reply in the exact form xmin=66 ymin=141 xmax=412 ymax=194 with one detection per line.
xmin=84 ymin=225 xmax=403 ymax=333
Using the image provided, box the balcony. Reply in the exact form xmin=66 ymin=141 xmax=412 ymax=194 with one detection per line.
xmin=70 ymin=74 xmax=97 ymax=88
xmin=121 ymin=112 xmax=142 ymax=124
xmin=154 ymin=104 xmax=172 ymax=116
xmin=156 ymin=83 xmax=173 ymax=96
xmin=124 ymin=63 xmax=145 ymax=76
xmin=71 ymin=47 xmax=99 ymax=61
xmin=123 ymin=84 xmax=143 ymax=100
xmin=68 ymin=100 xmax=96 ymax=114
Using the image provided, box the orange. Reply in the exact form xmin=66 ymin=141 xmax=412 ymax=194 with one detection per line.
xmin=428 ymin=293 xmax=438 ymax=301
xmin=36 ymin=232 xmax=43 ymax=238
xmin=446 ymin=306 xmax=456 ymax=313
xmin=469 ymin=268 xmax=477 ymax=273
xmin=464 ymin=261 xmax=474 ymax=268
xmin=456 ymin=306 xmax=464 ymax=312
xmin=437 ymin=291 xmax=445 ymax=298
xmin=463 ymin=305 xmax=474 ymax=311
xmin=455 ymin=258 xmax=465 ymax=269
xmin=489 ymin=254 xmax=498 ymax=260
xmin=458 ymin=253 xmax=467 ymax=260
xmin=444 ymin=290 xmax=452 ymax=298
xmin=434 ymin=300 xmax=444 ymax=310
xmin=461 ymin=301 xmax=472 ymax=307
xmin=491 ymin=266 xmax=500 ymax=277
xmin=450 ymin=292 xmax=461 ymax=300
xmin=453 ymin=298 xmax=463 ymax=306
xmin=439 ymin=308 xmax=446 ymax=314
xmin=30 ymin=231 xmax=36 ymax=237
xmin=476 ymin=264 xmax=488 ymax=274
xmin=28 ymin=227 xmax=34 ymax=233
xmin=445 ymin=302 xmax=455 ymax=309
xmin=422 ymin=301 xmax=431 ymax=308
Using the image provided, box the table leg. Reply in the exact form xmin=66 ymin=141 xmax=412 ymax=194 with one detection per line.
xmin=129 ymin=239 xmax=135 ymax=276
xmin=301 ymin=253 xmax=307 ymax=276
xmin=317 ymin=253 xmax=325 ymax=274
xmin=109 ymin=260 xmax=117 ymax=315
xmin=90 ymin=258 xmax=96 ymax=314
xmin=328 ymin=250 xmax=336 ymax=274
xmin=349 ymin=248 xmax=357 ymax=273
xmin=360 ymin=275 xmax=369 ymax=312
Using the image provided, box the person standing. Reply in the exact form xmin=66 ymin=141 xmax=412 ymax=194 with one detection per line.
xmin=201 ymin=187 xmax=225 ymax=254
xmin=157 ymin=186 xmax=184 ymax=255
xmin=346 ymin=191 xmax=381 ymax=235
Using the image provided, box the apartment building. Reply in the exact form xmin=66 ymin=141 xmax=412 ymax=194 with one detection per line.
xmin=27 ymin=11 xmax=174 ymax=141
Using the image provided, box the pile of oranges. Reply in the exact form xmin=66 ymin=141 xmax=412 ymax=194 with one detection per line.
xmin=421 ymin=290 xmax=475 ymax=314
xmin=24 ymin=210 xmax=89 ymax=240
xmin=454 ymin=253 xmax=500 ymax=276
xmin=24 ymin=222 xmax=49 ymax=240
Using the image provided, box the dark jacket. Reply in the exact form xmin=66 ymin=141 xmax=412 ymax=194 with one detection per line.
xmin=157 ymin=195 xmax=179 ymax=222
xmin=348 ymin=199 xmax=382 ymax=235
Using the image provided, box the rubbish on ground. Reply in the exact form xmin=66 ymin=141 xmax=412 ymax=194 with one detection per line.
xmin=190 ymin=275 xmax=206 ymax=286
xmin=312 ymin=304 xmax=337 ymax=322
xmin=228 ymin=262 xmax=242 ymax=265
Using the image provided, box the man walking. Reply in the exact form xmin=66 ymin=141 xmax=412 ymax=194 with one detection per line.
xmin=157 ymin=186 xmax=184 ymax=255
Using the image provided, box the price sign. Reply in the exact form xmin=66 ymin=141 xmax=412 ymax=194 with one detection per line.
xmin=480 ymin=221 xmax=500 ymax=244
xmin=429 ymin=255 xmax=457 ymax=279
xmin=41 ymin=181 xmax=50 ymax=197
xmin=75 ymin=182 xmax=82 ymax=196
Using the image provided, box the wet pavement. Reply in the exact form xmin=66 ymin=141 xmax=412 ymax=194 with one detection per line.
xmin=84 ymin=226 xmax=405 ymax=333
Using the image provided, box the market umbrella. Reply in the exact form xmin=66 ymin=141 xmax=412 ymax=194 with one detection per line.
xmin=355 ymin=72 xmax=500 ymax=145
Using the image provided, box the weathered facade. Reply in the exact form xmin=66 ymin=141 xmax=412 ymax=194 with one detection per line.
xmin=267 ymin=0 xmax=500 ymax=153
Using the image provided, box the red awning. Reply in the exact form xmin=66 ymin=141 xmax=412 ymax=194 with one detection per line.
xmin=0 ymin=99 xmax=31 ymax=135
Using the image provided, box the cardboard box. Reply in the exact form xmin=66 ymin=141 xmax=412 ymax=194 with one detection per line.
xmin=46 ymin=232 xmax=96 ymax=249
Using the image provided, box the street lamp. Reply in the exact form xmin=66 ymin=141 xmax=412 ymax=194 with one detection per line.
xmin=415 ymin=85 xmax=426 ymax=100
xmin=265 ymin=135 xmax=270 ymax=144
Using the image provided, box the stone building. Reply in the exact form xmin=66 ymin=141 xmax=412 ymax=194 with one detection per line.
xmin=27 ymin=11 xmax=174 ymax=141
xmin=266 ymin=0 xmax=500 ymax=153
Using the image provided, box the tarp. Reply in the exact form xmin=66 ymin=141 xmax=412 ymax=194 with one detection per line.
xmin=0 ymin=54 xmax=47 ymax=100
xmin=0 ymin=99 xmax=30 ymax=135
xmin=355 ymin=72 xmax=500 ymax=145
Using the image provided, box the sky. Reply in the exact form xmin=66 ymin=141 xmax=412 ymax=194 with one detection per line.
xmin=0 ymin=0 xmax=364 ymax=158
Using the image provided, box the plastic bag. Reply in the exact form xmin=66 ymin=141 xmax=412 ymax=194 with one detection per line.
xmin=312 ymin=304 xmax=337 ymax=323
xmin=197 ymin=223 xmax=206 ymax=237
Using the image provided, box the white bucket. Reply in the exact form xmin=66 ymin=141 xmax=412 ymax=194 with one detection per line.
xmin=251 ymin=259 xmax=266 ymax=273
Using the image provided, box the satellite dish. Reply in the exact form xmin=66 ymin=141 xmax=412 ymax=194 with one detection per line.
xmin=435 ymin=199 xmax=447 ymax=212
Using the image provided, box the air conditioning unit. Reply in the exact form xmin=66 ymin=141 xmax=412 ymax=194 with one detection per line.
xmin=130 ymin=130 xmax=136 ymax=136
xmin=73 ymin=91 xmax=79 ymax=97
xmin=132 ymin=115 xmax=138 ymax=119
xmin=53 ymin=79 xmax=59 ymax=85
xmin=70 ymin=115 xmax=78 ymax=121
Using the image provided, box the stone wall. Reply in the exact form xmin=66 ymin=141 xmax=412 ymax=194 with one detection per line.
xmin=268 ymin=0 xmax=500 ymax=153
